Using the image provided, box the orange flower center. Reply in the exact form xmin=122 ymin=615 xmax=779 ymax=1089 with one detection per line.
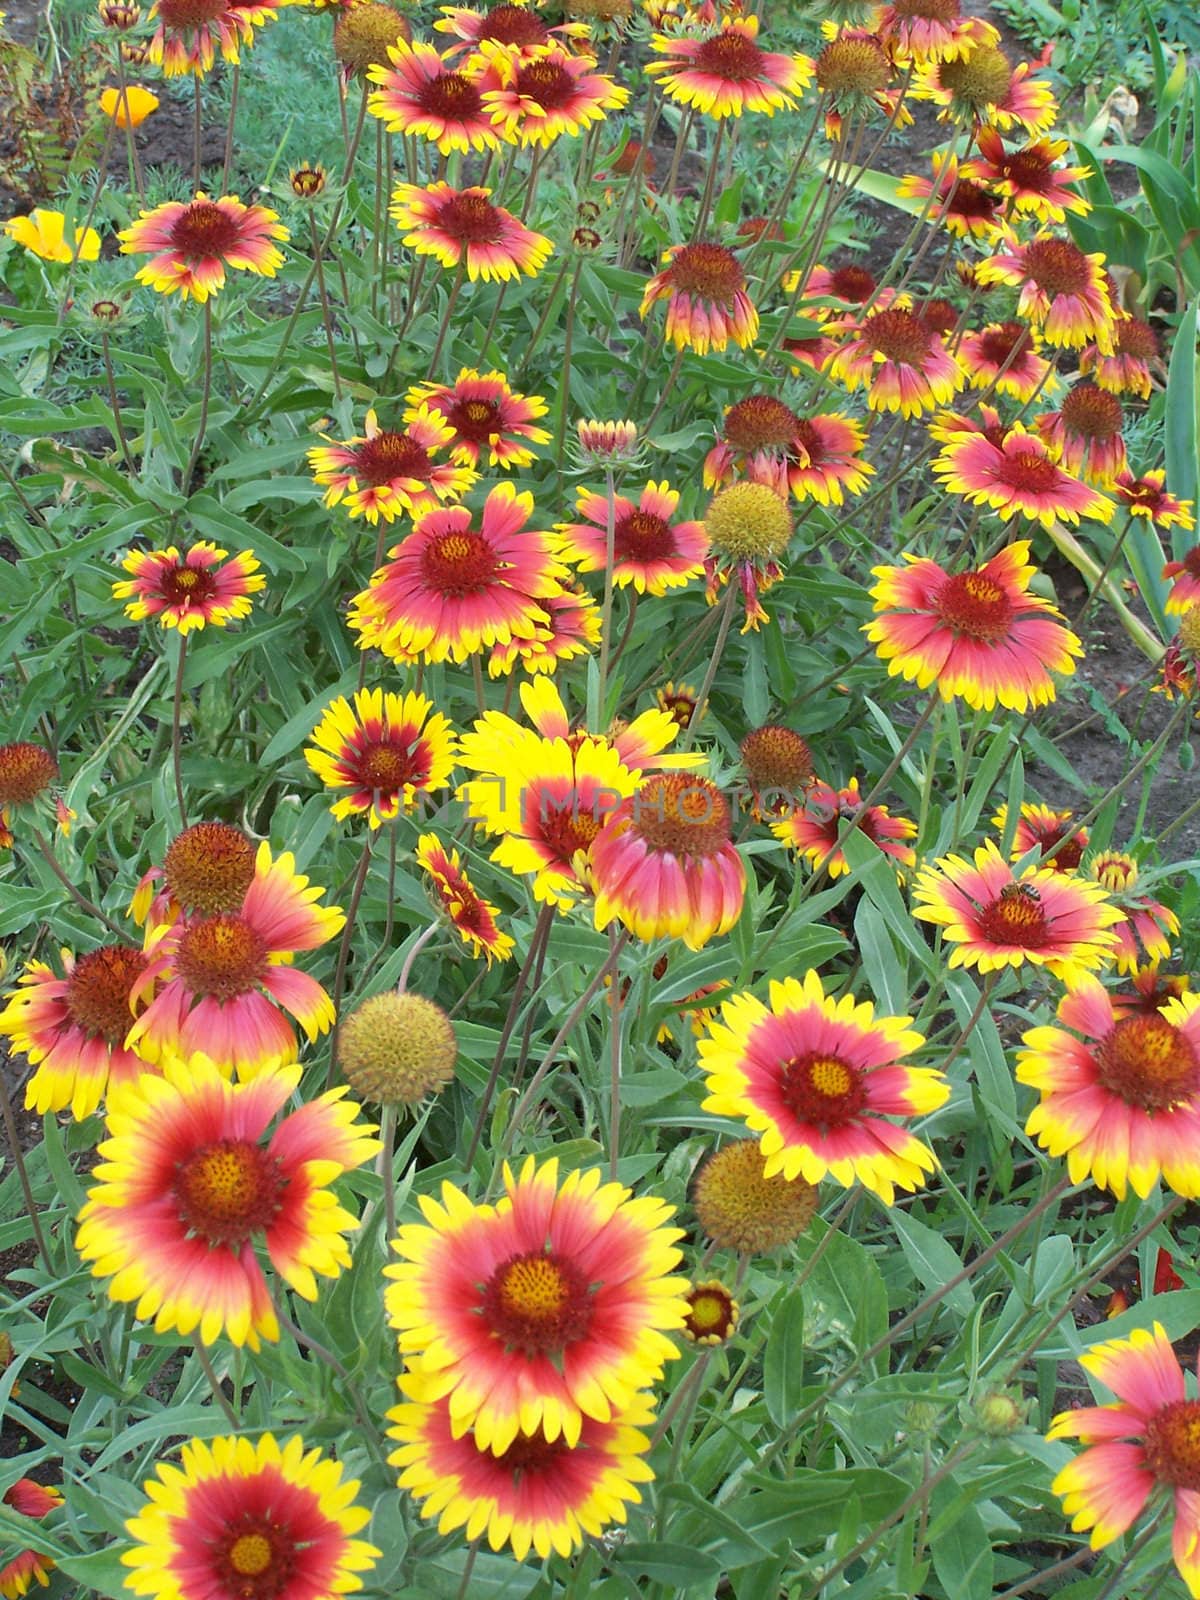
xmin=978 ymin=884 xmax=1048 ymax=947
xmin=937 ymin=44 xmax=1012 ymax=107
xmin=447 ymin=396 xmax=501 ymax=443
xmin=174 ymin=1139 xmax=286 ymax=1246
xmin=356 ymin=738 xmax=430 ymax=792
xmin=215 ymin=1516 xmax=296 ymax=1599
xmin=439 ymin=190 xmax=505 ymax=243
xmin=780 ymin=1050 xmax=868 ymax=1128
xmin=1115 ymin=316 xmax=1157 ymax=359
xmin=631 ymin=774 xmax=732 ymax=859
xmin=65 ymin=945 xmax=146 ymax=1044
xmin=1145 ymin=1401 xmax=1200 ymax=1490
xmin=665 ymin=242 xmax=744 ymax=302
xmin=740 ymin=725 xmax=812 ymax=791
xmin=1094 ymin=1015 xmax=1200 ymax=1112
xmin=0 ymin=741 xmax=58 ymax=805
xmin=420 ymin=528 xmax=500 ymax=596
xmin=816 ymin=38 xmax=891 ymax=95
xmin=515 ymin=58 xmax=575 ymax=109
xmin=158 ymin=0 xmax=230 ymax=26
xmin=419 ymin=69 xmax=482 ymax=117
xmin=724 ymin=395 xmax=801 ymax=451
xmin=1023 ymin=237 xmax=1092 ymax=296
xmin=482 ymin=1250 xmax=593 ymax=1357
xmin=866 ymin=308 xmax=933 ymax=365
xmin=933 ymin=570 xmax=1015 ymax=641
xmin=478 ymin=4 xmax=549 ymax=45
xmin=1060 ymin=382 xmax=1123 ymax=440
xmin=353 ymin=430 xmax=432 ymax=488
xmin=164 ymin=821 xmax=257 ymax=913
xmin=168 ymin=200 xmax=243 ymax=260
xmin=616 ymin=508 xmax=676 ymax=562
xmin=693 ymin=31 xmax=767 ymax=83
xmin=996 ymin=447 xmax=1062 ymax=494
xmin=827 ymin=263 xmax=876 ymax=301
xmin=891 ymin=0 xmax=959 ymax=17
xmin=978 ymin=320 xmax=1030 ymax=366
xmin=175 ymin=914 xmax=269 ymax=1000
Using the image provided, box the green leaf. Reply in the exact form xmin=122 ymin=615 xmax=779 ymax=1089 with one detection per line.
xmin=793 ymin=1217 xmax=888 ymax=1359
xmin=890 ymin=1209 xmax=974 ymax=1317
xmin=1165 ymin=301 xmax=1199 ymax=535
xmin=928 ymin=1482 xmax=995 ymax=1600
xmin=613 ymin=1544 xmax=722 ymax=1586
xmin=739 ymin=1469 xmax=910 ymax=1547
xmin=763 ymin=1287 xmax=805 ymax=1428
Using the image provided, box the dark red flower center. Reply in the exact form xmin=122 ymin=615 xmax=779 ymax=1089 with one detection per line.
xmin=161 ymin=562 xmax=218 ymax=607
xmin=916 ymin=297 xmax=958 ymax=335
xmin=0 ymin=741 xmax=58 ymax=805
xmin=792 ymin=419 xmax=835 ymax=465
xmin=779 ymin=1050 xmax=868 ymax=1129
xmin=168 ymin=200 xmax=243 ymax=261
xmin=615 ymin=508 xmax=677 ymax=562
xmin=937 ymin=44 xmax=1013 ymax=107
xmin=515 ymin=59 xmax=575 ymax=109
xmin=1060 ymin=382 xmax=1123 ymax=440
xmin=158 ymin=0 xmax=230 ymax=27
xmin=418 ymin=69 xmax=483 ymax=118
xmin=447 ymin=396 xmax=501 ymax=443
xmin=630 ymin=774 xmax=732 ymax=859
xmin=684 ymin=1282 xmax=737 ymax=1342
xmin=534 ymin=789 xmax=604 ymax=864
xmin=493 ymin=1431 xmax=571 ymax=1477
xmin=1115 ymin=316 xmax=1158 ymax=359
xmin=666 ymin=242 xmax=744 ymax=302
xmin=816 ymin=37 xmax=891 ymax=95
xmin=443 ymin=883 xmax=490 ymax=937
xmin=164 ymin=821 xmax=257 ymax=913
xmin=214 ymin=1518 xmax=297 ymax=1600
xmin=866 ymin=308 xmax=934 ymax=365
xmin=724 ymin=395 xmax=801 ymax=451
xmin=479 ymin=4 xmax=549 ymax=45
xmin=890 ymin=0 xmax=959 ymax=17
xmin=978 ymin=320 xmax=1030 ymax=366
xmin=175 ymin=914 xmax=269 ymax=1000
xmin=1181 ymin=546 xmax=1200 ymax=578
xmin=420 ymin=528 xmax=500 ymax=596
xmin=174 ymin=1139 xmax=286 ymax=1247
xmin=997 ymin=447 xmax=1062 ymax=494
xmin=1029 ymin=823 xmax=1085 ymax=873
xmin=352 ymin=430 xmax=433 ymax=488
xmin=933 ymin=570 xmax=1015 ymax=641
xmin=1002 ymin=147 xmax=1056 ymax=193
xmin=1094 ymin=1014 xmax=1200 ymax=1112
xmin=1145 ymin=1401 xmax=1200 ymax=1491
xmin=945 ymin=180 xmax=999 ymax=221
xmin=65 ymin=945 xmax=146 ymax=1044
xmin=828 ymin=263 xmax=876 ymax=301
xmin=481 ymin=1250 xmax=593 ymax=1357
xmin=978 ymin=884 xmax=1048 ymax=947
xmin=438 ymin=191 xmax=505 ymax=243
xmin=693 ymin=31 xmax=767 ymax=83
xmin=1024 ymin=237 xmax=1092 ymax=296
xmin=355 ymin=738 xmax=430 ymax=793
xmin=659 ymin=691 xmax=696 ymax=728
xmin=737 ymin=215 xmax=782 ymax=242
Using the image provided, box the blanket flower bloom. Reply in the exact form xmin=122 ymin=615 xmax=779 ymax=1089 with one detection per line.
xmin=119 ymin=192 xmax=286 ymax=300
xmin=913 ymin=41 xmax=1057 ymax=132
xmin=645 ymin=16 xmax=812 ymax=118
xmin=77 ymin=1055 xmax=379 ymax=1347
xmin=1165 ymin=545 xmax=1200 ymax=613
xmin=958 ymin=320 xmax=1056 ymax=402
xmin=992 ymin=801 xmax=1088 ymax=871
xmin=0 ymin=1480 xmax=63 ymax=1600
xmin=556 ymin=480 xmax=709 ymax=594
xmin=699 ymin=972 xmax=947 ymax=1204
xmin=772 ymin=778 xmax=917 ymax=879
xmin=488 ymin=582 xmax=601 ymax=676
xmin=305 ymin=689 xmax=455 ymax=828
xmin=640 ymin=242 xmax=758 ymax=355
xmin=963 ymin=126 xmax=1090 ymax=222
xmin=828 ymin=304 xmax=964 ymax=418
xmin=1120 ymin=474 xmax=1194 ymax=537
xmin=703 ymin=398 xmax=873 ymax=505
xmin=390 ymin=182 xmax=552 ymax=280
xmin=367 ymin=38 xmax=503 ymax=153
xmin=934 ymin=423 xmax=1114 ymax=527
xmin=416 ymin=833 xmax=514 ymax=963
xmin=1087 ymin=851 xmax=1180 ymax=974
xmin=404 ymin=368 xmax=549 ymax=470
xmin=114 ymin=542 xmax=265 ymax=632
xmin=308 ymin=405 xmax=471 ymax=525
xmin=147 ymin=0 xmax=278 ymax=76
xmin=384 ymin=1157 xmax=688 ymax=1452
xmin=975 ymin=235 xmax=1116 ymax=352
xmin=1080 ymin=314 xmax=1159 ymax=397
xmin=1036 ymin=382 xmax=1127 ymax=486
xmin=476 ymin=41 xmax=628 ymax=145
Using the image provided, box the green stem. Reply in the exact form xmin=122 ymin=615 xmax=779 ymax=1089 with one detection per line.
xmin=171 ymin=631 xmax=189 ymax=828
xmin=326 ymin=833 xmax=375 ymax=1089
xmin=181 ymin=300 xmax=213 ymax=497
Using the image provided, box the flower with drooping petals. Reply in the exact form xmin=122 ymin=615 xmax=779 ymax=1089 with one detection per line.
xmin=1036 ymin=382 xmax=1127 ymax=486
xmin=488 ymin=581 xmax=601 ymax=676
xmin=866 ymin=540 xmax=1084 ymax=711
xmin=645 ymin=15 xmax=812 ymax=118
xmin=387 ymin=1386 xmax=655 ymax=1560
xmin=147 ymin=0 xmax=278 ymax=76
xmin=1111 ymin=967 xmax=1191 ymax=1020
xmin=1119 ymin=474 xmax=1195 ymax=539
xmin=703 ymin=480 xmax=792 ymax=631
xmin=703 ymin=397 xmax=873 ymax=505
xmin=772 ymin=778 xmax=916 ymax=879
xmin=0 ymin=1480 xmax=62 ymax=1600
xmin=119 ymin=192 xmax=287 ymax=300
xmin=576 ymin=418 xmax=640 ymax=464
xmin=131 ymin=820 xmax=258 ymax=932
xmin=814 ymin=30 xmax=910 ymax=140
xmin=976 ymin=234 xmax=1116 ymax=352
xmin=957 ymin=319 xmax=1056 ymax=403
xmin=1087 ymin=851 xmax=1179 ymax=974
xmin=126 ymin=843 xmax=344 ymax=1079
xmin=305 ymin=689 xmax=456 ymax=828
xmin=876 ymin=0 xmax=992 ymax=62
xmin=1019 ymin=977 xmax=1200 ymax=1198
xmin=963 ymin=125 xmax=1090 ymax=222
xmin=1154 ymin=639 xmax=1197 ymax=703
xmin=4 ymin=207 xmax=100 ymax=262
xmin=0 ymin=946 xmax=152 ymax=1120
xmin=912 ymin=839 xmax=1123 ymax=978
xmin=556 ymin=480 xmax=709 ymax=594
xmin=0 ymin=740 xmax=58 ymax=855
xmin=476 ymin=41 xmax=628 ymax=145
xmin=828 ymin=304 xmax=964 ymax=418
xmin=368 ymin=38 xmax=503 ymax=152
xmin=896 ymin=150 xmax=1007 ymax=240
xmin=308 ymin=405 xmax=472 ymax=525
xmin=123 ymin=1434 xmax=379 ymax=1600
xmin=77 ymin=1054 xmax=378 ymax=1346
xmin=113 ymin=541 xmax=265 ymax=633
xmin=385 ymin=1157 xmax=688 ymax=1452
xmin=913 ymin=40 xmax=1057 ymax=132
xmin=992 ymin=801 xmax=1088 ymax=872
xmin=934 ymin=423 xmax=1114 ymax=527
xmin=404 ymin=368 xmax=549 ymax=470
xmin=348 ymin=482 xmax=567 ymax=665
xmin=1080 ymin=314 xmax=1159 ymax=398
xmin=415 ymin=833 xmax=513 ymax=963
xmin=390 ymin=181 xmax=553 ymax=281
xmin=435 ymin=0 xmax=556 ymax=59
xmin=640 ymin=241 xmax=758 ymax=355
xmin=740 ymin=725 xmax=813 ymax=819
xmin=699 ymin=972 xmax=946 ymax=1204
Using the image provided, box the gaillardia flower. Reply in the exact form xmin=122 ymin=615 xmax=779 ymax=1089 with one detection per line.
xmin=77 ymin=1055 xmax=379 ymax=1346
xmin=127 ymin=843 xmax=344 ymax=1078
xmin=912 ymin=839 xmax=1123 ymax=978
xmin=119 ymin=191 xmax=287 ymax=301
xmin=416 ymin=832 xmax=514 ymax=963
xmin=0 ymin=741 xmax=58 ymax=848
xmin=1080 ymin=313 xmax=1159 ymax=398
xmin=0 ymin=945 xmax=150 ymax=1120
xmin=435 ymin=0 xmax=559 ymax=59
xmin=645 ymin=15 xmax=812 ymax=118
xmin=337 ymin=991 xmax=457 ymax=1107
xmin=682 ymin=1280 xmax=740 ymax=1344
xmin=1120 ymin=473 xmax=1194 ymax=537
xmin=4 ymin=207 xmax=101 ymax=263
xmin=308 ymin=405 xmax=472 ymax=525
xmin=772 ymin=778 xmax=916 ymax=879
xmin=963 ymin=126 xmax=1091 ymax=223
xmin=828 ymin=305 xmax=964 ymax=418
xmin=691 ymin=1138 xmax=819 ymax=1253
xmin=384 ymin=1158 xmax=688 ymax=1452
xmin=404 ymin=368 xmax=549 ymax=470
xmin=934 ymin=422 xmax=1114 ymax=527
xmin=476 ymin=41 xmax=628 ymax=145
xmin=305 ymin=689 xmax=456 ymax=827
xmin=147 ymin=0 xmax=278 ymax=76
xmin=0 ymin=1479 xmax=62 ymax=1600
xmin=698 ymin=972 xmax=947 ymax=1204
xmin=387 ymin=1386 xmax=655 ymax=1561
xmin=957 ymin=320 xmax=1055 ymax=404
xmin=1036 ymin=382 xmax=1127 ymax=487
xmin=703 ymin=480 xmax=793 ymax=631
xmin=895 ymin=151 xmax=1005 ymax=241
xmin=866 ymin=540 xmax=1084 ymax=712
xmin=123 ymin=1435 xmax=379 ymax=1600
xmin=368 ymin=38 xmax=502 ymax=153
xmin=992 ymin=801 xmax=1088 ymax=872
xmin=114 ymin=542 xmax=265 ymax=632
xmin=556 ymin=480 xmax=709 ymax=594
xmin=488 ymin=582 xmax=601 ymax=676
xmin=390 ymin=182 xmax=553 ymax=281
xmin=1049 ymin=1321 xmax=1200 ymax=1596
xmin=1018 ymin=976 xmax=1200 ymax=1199
xmin=913 ymin=41 xmax=1057 ymax=132
xmin=1087 ymin=851 xmax=1180 ymax=974
xmin=703 ymin=398 xmax=872 ymax=506
xmin=1166 ymin=544 xmax=1200 ymax=613
xmin=975 ymin=234 xmax=1115 ymax=352
xmin=640 ymin=242 xmax=758 ymax=355
xmin=876 ymin=0 xmax=989 ymax=62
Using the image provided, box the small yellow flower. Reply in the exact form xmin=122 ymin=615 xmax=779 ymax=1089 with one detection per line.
xmin=4 ymin=209 xmax=101 ymax=264
xmin=100 ymin=84 xmax=159 ymax=127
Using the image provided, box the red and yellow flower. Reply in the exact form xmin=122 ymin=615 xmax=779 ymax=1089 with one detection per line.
xmin=913 ymin=41 xmax=1057 ymax=132
xmin=645 ymin=15 xmax=812 ymax=118
xmin=147 ymin=0 xmax=278 ymax=77
xmin=434 ymin=1 xmax=559 ymax=60
xmin=896 ymin=151 xmax=1007 ymax=241
xmin=772 ymin=778 xmax=917 ymax=879
xmin=404 ymin=368 xmax=549 ymax=470
xmin=1019 ymin=977 xmax=1200 ymax=1198
xmin=1087 ymin=851 xmax=1179 ymax=974
xmin=1166 ymin=544 xmax=1200 ymax=613
xmin=876 ymin=0 xmax=992 ymax=63
xmin=415 ymin=833 xmax=513 ymax=963
xmin=1036 ymin=382 xmax=1127 ymax=486
xmin=963 ymin=126 xmax=1090 ymax=222
xmin=113 ymin=542 xmax=265 ymax=632
xmin=368 ymin=38 xmax=503 ymax=153
xmin=992 ymin=801 xmax=1088 ymax=872
xmin=703 ymin=398 xmax=873 ymax=506
xmin=866 ymin=541 xmax=1084 ymax=712
xmin=975 ymin=234 xmax=1116 ymax=352
xmin=957 ymin=319 xmax=1056 ymax=403
xmin=0 ymin=742 xmax=59 ymax=852
xmin=390 ymin=182 xmax=553 ymax=280
xmin=385 ymin=1157 xmax=688 ymax=1452
xmin=828 ymin=304 xmax=964 ymax=418
xmin=1121 ymin=473 xmax=1194 ymax=537
xmin=640 ymin=241 xmax=758 ymax=355
xmin=348 ymin=483 xmax=567 ymax=665
xmin=126 ymin=843 xmax=344 ymax=1079
xmin=0 ymin=1480 xmax=62 ymax=1600
xmin=1079 ymin=314 xmax=1159 ymax=398
xmin=476 ymin=41 xmax=628 ymax=145
xmin=305 ymin=689 xmax=456 ymax=828
xmin=123 ymin=1435 xmax=379 ymax=1600
xmin=488 ymin=582 xmax=601 ymax=676
xmin=934 ymin=423 xmax=1114 ymax=527
xmin=119 ymin=191 xmax=287 ymax=300
xmin=814 ymin=31 xmax=911 ymax=141
xmin=912 ymin=839 xmax=1123 ymax=978
xmin=308 ymin=405 xmax=472 ymax=525
xmin=698 ymin=971 xmax=947 ymax=1204
xmin=77 ymin=1054 xmax=379 ymax=1347
xmin=556 ymin=480 xmax=709 ymax=594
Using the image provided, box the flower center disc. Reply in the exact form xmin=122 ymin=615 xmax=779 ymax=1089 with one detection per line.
xmin=1095 ymin=1015 xmax=1200 ymax=1112
xmin=694 ymin=33 xmax=766 ymax=83
xmin=631 ymin=775 xmax=732 ymax=858
xmin=1024 ymin=238 xmax=1091 ymax=295
xmin=174 ymin=914 xmax=268 ymax=1000
xmin=978 ymin=885 xmax=1048 ymax=947
xmin=354 ymin=431 xmax=431 ymax=487
xmin=667 ymin=242 xmax=744 ymax=301
xmin=1036 ymin=826 xmax=1085 ymax=872
xmin=169 ymin=201 xmax=243 ymax=260
xmin=616 ymin=508 xmax=675 ymax=561
xmin=1145 ymin=1400 xmax=1200 ymax=1490
xmin=216 ymin=1516 xmax=296 ymax=1600
xmin=164 ymin=821 xmax=257 ymax=914
xmin=163 ymin=563 xmax=217 ymax=606
xmin=780 ymin=1050 xmax=867 ymax=1128
xmin=479 ymin=4 xmax=548 ymax=45
xmin=997 ymin=448 xmax=1062 ymax=494
xmin=1183 ymin=547 xmax=1200 ymax=578
xmin=358 ymin=739 xmax=428 ymax=791
xmin=420 ymin=529 xmax=499 ymax=596
xmin=420 ymin=71 xmax=481 ymax=115
xmin=65 ymin=945 xmax=146 ymax=1043
xmin=0 ymin=741 xmax=58 ymax=804
xmin=174 ymin=1139 xmax=286 ymax=1246
xmin=1004 ymin=148 xmax=1054 ymax=192
xmin=441 ymin=192 xmax=504 ymax=243
xmin=816 ymin=39 xmax=891 ymax=94
xmin=482 ymin=1250 xmax=593 ymax=1357
xmin=933 ymin=571 xmax=1014 ymax=642
xmin=828 ymin=263 xmax=876 ymax=301
xmin=534 ymin=791 xmax=604 ymax=864
xmin=1060 ymin=382 xmax=1123 ymax=440
xmin=978 ymin=321 xmax=1029 ymax=365
xmin=450 ymin=397 xmax=500 ymax=442
xmin=158 ymin=0 xmax=230 ymax=26
xmin=867 ymin=308 xmax=933 ymax=365
xmin=892 ymin=0 xmax=959 ymax=17
xmin=516 ymin=59 xmax=574 ymax=109
xmin=1115 ymin=317 xmax=1157 ymax=359
xmin=938 ymin=45 xmax=1012 ymax=106
xmin=724 ymin=395 xmax=801 ymax=451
